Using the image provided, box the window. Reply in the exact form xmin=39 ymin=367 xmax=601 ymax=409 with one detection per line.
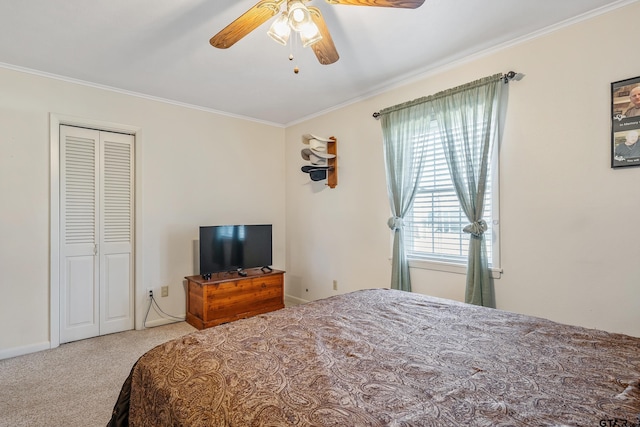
xmin=404 ymin=120 xmax=499 ymax=271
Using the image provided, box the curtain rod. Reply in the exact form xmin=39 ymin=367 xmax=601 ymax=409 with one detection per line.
xmin=372 ymin=70 xmax=523 ymax=119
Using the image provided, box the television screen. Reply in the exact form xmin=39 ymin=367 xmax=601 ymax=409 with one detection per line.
xmin=199 ymin=224 xmax=272 ymax=275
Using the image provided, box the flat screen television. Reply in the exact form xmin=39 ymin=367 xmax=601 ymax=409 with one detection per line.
xmin=199 ymin=224 xmax=272 ymax=277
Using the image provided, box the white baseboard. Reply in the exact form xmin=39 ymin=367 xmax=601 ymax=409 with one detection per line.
xmin=1 ymin=317 xmax=188 ymax=359
xmin=284 ymin=294 xmax=309 ymax=307
xmin=0 ymin=341 xmax=51 ymax=360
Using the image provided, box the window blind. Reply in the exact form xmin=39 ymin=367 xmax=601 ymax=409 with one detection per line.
xmin=405 ymin=122 xmax=493 ymax=265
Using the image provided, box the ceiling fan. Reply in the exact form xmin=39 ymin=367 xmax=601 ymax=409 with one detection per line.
xmin=209 ymin=0 xmax=425 ymax=65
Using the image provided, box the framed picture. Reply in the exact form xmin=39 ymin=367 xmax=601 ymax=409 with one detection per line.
xmin=611 ymin=76 xmax=640 ymax=168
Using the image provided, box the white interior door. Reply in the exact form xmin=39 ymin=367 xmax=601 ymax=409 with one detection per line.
xmin=59 ymin=125 xmax=134 ymax=343
xmin=99 ymin=131 xmax=134 ymax=335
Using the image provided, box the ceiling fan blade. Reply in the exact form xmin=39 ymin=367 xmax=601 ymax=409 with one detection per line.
xmin=308 ymin=7 xmax=340 ymax=65
xmin=210 ymin=0 xmax=284 ymax=49
xmin=325 ymin=0 xmax=425 ymax=8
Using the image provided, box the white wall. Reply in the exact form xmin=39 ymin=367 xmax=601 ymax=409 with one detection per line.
xmin=2 ymin=2 xmax=639 ymax=360
xmin=0 ymin=68 xmax=285 ymax=358
xmin=285 ymin=2 xmax=640 ymax=337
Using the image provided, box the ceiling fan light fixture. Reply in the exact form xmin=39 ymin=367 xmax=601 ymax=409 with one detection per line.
xmin=287 ymin=1 xmax=312 ymax=32
xmin=267 ymin=12 xmax=291 ymax=45
xmin=299 ymin=22 xmax=322 ymax=47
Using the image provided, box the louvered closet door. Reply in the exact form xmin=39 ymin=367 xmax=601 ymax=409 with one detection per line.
xmin=99 ymin=131 xmax=134 ymax=335
xmin=59 ymin=125 xmax=134 ymax=343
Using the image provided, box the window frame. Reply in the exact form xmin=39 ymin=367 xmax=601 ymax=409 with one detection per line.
xmin=403 ymin=123 xmax=503 ymax=279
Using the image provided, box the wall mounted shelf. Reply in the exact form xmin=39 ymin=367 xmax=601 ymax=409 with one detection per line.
xmin=300 ymin=134 xmax=338 ymax=188
xmin=327 ymin=136 xmax=337 ymax=189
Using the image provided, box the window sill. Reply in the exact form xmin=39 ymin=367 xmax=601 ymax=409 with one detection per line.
xmin=408 ymin=257 xmax=502 ymax=279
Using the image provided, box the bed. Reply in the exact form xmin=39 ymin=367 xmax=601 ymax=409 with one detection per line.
xmin=109 ymin=288 xmax=640 ymax=426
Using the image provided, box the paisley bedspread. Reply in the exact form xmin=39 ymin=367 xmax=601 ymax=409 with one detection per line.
xmin=109 ymin=289 xmax=640 ymax=426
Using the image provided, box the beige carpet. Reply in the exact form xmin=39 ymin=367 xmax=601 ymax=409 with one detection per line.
xmin=0 ymin=322 xmax=196 ymax=427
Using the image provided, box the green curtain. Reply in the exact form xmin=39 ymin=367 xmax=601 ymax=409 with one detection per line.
xmin=379 ymin=101 xmax=434 ymax=291
xmin=379 ymin=73 xmax=505 ymax=298
xmin=433 ymin=74 xmax=503 ymax=307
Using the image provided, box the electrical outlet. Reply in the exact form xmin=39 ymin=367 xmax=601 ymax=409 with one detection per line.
xmin=333 ymin=280 xmax=338 ymax=291
xmin=147 ymin=288 xmax=154 ymax=299
xmin=161 ymin=286 xmax=169 ymax=297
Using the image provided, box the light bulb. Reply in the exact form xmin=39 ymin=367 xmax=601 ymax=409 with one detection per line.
xmin=299 ymin=22 xmax=322 ymax=47
xmin=291 ymin=8 xmax=305 ymax=23
xmin=267 ymin=13 xmax=291 ymax=46
xmin=287 ymin=1 xmax=311 ymax=32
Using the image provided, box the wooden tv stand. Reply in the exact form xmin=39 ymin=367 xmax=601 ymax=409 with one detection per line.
xmin=185 ymin=268 xmax=284 ymax=330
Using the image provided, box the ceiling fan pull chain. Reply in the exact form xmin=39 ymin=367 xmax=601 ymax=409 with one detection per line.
xmin=290 ymin=33 xmax=300 ymax=74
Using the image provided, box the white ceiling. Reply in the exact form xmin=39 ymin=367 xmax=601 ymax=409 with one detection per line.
xmin=0 ymin=0 xmax=632 ymax=126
